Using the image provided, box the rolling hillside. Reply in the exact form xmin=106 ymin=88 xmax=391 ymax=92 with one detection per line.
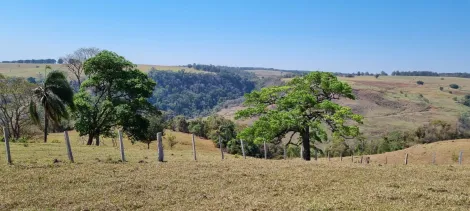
xmin=0 ymin=63 xmax=204 ymax=78
xmin=219 ymin=74 xmax=470 ymax=139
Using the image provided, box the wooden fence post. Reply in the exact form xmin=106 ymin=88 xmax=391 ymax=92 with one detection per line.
xmin=157 ymin=132 xmax=164 ymax=162
xmin=264 ymin=141 xmax=267 ymax=159
xmin=219 ymin=136 xmax=224 ymax=160
xmin=432 ymin=152 xmax=436 ymax=165
xmin=3 ymin=127 xmax=12 ymax=165
xmin=405 ymin=153 xmax=408 ymax=165
xmin=351 ymin=155 xmax=354 ymax=163
xmin=314 ymin=149 xmax=318 ymax=161
xmin=64 ymin=131 xmax=74 ymax=163
xmin=118 ymin=130 xmax=126 ymax=162
xmin=300 ymin=145 xmax=303 ymax=159
xmin=360 ymin=156 xmax=363 ymax=164
xmin=340 ymin=153 xmax=342 ymax=161
xmin=385 ymin=156 xmax=387 ymax=164
xmin=459 ymin=151 xmax=463 ymax=165
xmin=191 ymin=134 xmax=197 ymax=161
xmin=328 ymin=152 xmax=330 ymax=161
xmin=240 ymin=139 xmax=246 ymax=159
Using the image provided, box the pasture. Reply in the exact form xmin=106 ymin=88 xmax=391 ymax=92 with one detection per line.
xmin=1 ymin=130 xmax=470 ymax=210
xmin=0 ymin=63 xmax=203 ymax=78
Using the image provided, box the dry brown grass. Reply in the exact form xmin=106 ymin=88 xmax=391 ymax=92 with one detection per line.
xmin=2 ymin=131 xmax=470 ymax=210
xmin=0 ymin=63 xmax=203 ymax=78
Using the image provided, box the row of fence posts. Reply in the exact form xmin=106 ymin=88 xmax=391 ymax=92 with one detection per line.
xmin=1 ymin=126 xmax=466 ymax=164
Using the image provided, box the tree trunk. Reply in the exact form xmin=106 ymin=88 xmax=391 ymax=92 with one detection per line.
xmin=147 ymin=143 xmax=150 ymax=149
xmin=44 ymin=115 xmax=48 ymax=143
xmin=87 ymin=133 xmax=94 ymax=145
xmin=95 ymin=134 xmax=100 ymax=146
xmin=301 ymin=127 xmax=311 ymax=161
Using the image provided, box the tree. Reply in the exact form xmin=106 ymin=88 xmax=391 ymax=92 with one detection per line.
xmin=169 ymin=115 xmax=189 ymax=133
xmin=374 ymin=74 xmax=380 ymax=79
xmin=141 ymin=115 xmax=166 ymax=149
xmin=0 ymin=75 xmax=35 ymax=139
xmin=73 ymin=50 xmax=157 ymax=145
xmin=236 ymin=72 xmax=363 ymax=160
xmin=417 ymin=80 xmax=424 ymax=85
xmin=62 ymin=47 xmax=101 ymax=86
xmin=27 ymin=77 xmax=37 ymax=84
xmin=380 ymin=71 xmax=388 ymax=76
xmin=449 ymin=84 xmax=459 ymax=89
xmin=29 ymin=66 xmax=75 ymax=143
xmin=57 ymin=58 xmax=64 ymax=64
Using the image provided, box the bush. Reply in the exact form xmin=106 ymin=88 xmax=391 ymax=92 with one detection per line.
xmin=449 ymin=84 xmax=459 ymax=89
xmin=166 ymin=133 xmax=177 ymax=149
xmin=441 ymin=78 xmax=444 ymax=80
xmin=453 ymin=97 xmax=458 ymax=101
xmin=417 ymin=81 xmax=424 ymax=85
xmin=452 ymin=152 xmax=459 ymax=162
xmin=439 ymin=87 xmax=444 ymax=91
xmin=449 ymin=91 xmax=453 ymax=94
xmin=51 ymin=139 xmax=60 ymax=143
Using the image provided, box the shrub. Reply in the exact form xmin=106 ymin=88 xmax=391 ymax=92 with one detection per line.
xmin=51 ymin=139 xmax=60 ymax=143
xmin=400 ymin=90 xmax=404 ymax=94
xmin=449 ymin=84 xmax=459 ymax=89
xmin=375 ymin=74 xmax=380 ymax=79
xmin=449 ymin=91 xmax=453 ymax=94
xmin=166 ymin=133 xmax=177 ymax=149
xmin=417 ymin=81 xmax=424 ymax=85
xmin=439 ymin=87 xmax=444 ymax=91
xmin=418 ymin=93 xmax=423 ymax=98
xmin=453 ymin=97 xmax=458 ymax=101
xmin=441 ymin=78 xmax=444 ymax=80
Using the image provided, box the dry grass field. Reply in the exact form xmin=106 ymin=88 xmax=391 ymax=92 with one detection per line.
xmin=0 ymin=63 xmax=203 ymax=78
xmin=220 ymin=75 xmax=470 ymax=139
xmin=1 ymin=130 xmax=470 ymax=210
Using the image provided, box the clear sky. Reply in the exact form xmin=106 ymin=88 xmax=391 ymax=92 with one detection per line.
xmin=1 ymin=0 xmax=469 ymax=73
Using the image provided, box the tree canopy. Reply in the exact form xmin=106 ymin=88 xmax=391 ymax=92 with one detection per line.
xmin=73 ymin=50 xmax=158 ymax=145
xmin=236 ymin=71 xmax=363 ymax=160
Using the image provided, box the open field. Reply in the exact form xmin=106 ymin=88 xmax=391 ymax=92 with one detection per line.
xmin=220 ymin=75 xmax=470 ymax=139
xmin=0 ymin=63 xmax=203 ymax=78
xmin=1 ymin=131 xmax=470 ymax=210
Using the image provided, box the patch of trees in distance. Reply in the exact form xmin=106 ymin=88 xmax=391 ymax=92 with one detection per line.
xmin=392 ymin=71 xmax=470 ymax=78
xmin=2 ymin=59 xmax=59 ymax=64
xmin=187 ymin=63 xmax=309 ymax=76
xmin=147 ymin=70 xmax=256 ymax=118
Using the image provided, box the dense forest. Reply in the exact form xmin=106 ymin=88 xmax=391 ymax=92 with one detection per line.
xmin=391 ymin=70 xmax=470 ymax=78
xmin=147 ymin=70 xmax=256 ymax=117
xmin=1 ymin=59 xmax=58 ymax=64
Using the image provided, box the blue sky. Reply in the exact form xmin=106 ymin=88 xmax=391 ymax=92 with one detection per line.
xmin=1 ymin=0 xmax=469 ymax=73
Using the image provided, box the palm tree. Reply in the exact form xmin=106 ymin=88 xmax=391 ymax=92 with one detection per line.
xmin=29 ymin=66 xmax=75 ymax=143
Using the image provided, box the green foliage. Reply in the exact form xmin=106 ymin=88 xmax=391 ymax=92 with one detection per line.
xmin=416 ymin=81 xmax=424 ymax=85
xmin=73 ymin=50 xmax=157 ymax=145
xmin=439 ymin=87 xmax=444 ymax=91
xmin=29 ymin=66 xmax=75 ymax=142
xmin=169 ymin=116 xmax=189 ymax=133
xmin=449 ymin=84 xmax=459 ymax=89
xmin=374 ymin=74 xmax=380 ymax=79
xmin=235 ymin=72 xmax=363 ymax=160
xmin=166 ymin=133 xmax=177 ymax=149
xmin=147 ymin=70 xmax=256 ymax=117
xmin=458 ymin=112 xmax=470 ymax=137
xmin=141 ymin=115 xmax=167 ymax=148
xmin=27 ymin=77 xmax=37 ymax=84
xmin=452 ymin=152 xmax=459 ymax=162
xmin=460 ymin=94 xmax=470 ymax=107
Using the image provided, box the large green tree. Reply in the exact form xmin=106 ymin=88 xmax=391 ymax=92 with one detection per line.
xmin=236 ymin=72 xmax=363 ymax=160
xmin=29 ymin=66 xmax=75 ymax=143
xmin=73 ymin=51 xmax=157 ymax=145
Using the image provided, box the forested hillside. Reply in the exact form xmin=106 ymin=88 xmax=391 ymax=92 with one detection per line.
xmin=147 ymin=70 xmax=257 ymax=117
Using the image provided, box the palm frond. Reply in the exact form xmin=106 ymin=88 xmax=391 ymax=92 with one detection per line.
xmin=29 ymin=101 xmax=41 ymax=125
xmin=45 ymin=71 xmax=75 ymax=110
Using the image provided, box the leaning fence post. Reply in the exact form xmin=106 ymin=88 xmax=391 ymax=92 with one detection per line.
xmin=405 ymin=153 xmax=408 ymax=165
xmin=64 ymin=131 xmax=74 ymax=163
xmin=118 ymin=130 xmax=126 ymax=162
xmin=3 ymin=127 xmax=12 ymax=165
xmin=240 ymin=139 xmax=246 ymax=159
xmin=219 ymin=136 xmax=224 ymax=160
xmin=191 ymin=134 xmax=197 ymax=161
xmin=264 ymin=141 xmax=268 ymax=159
xmin=432 ymin=152 xmax=436 ymax=165
xmin=157 ymin=132 xmax=164 ymax=162
xmin=459 ymin=151 xmax=463 ymax=165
